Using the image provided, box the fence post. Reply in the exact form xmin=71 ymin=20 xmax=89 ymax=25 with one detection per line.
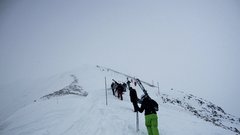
xmin=136 ymin=112 xmax=139 ymax=132
xmin=157 ymin=82 xmax=160 ymax=96
xmin=105 ymin=77 xmax=108 ymax=106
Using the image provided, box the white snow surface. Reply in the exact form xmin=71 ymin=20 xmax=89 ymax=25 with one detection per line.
xmin=0 ymin=65 xmax=238 ymax=135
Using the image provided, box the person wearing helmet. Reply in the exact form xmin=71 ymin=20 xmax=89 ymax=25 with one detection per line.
xmin=138 ymin=94 xmax=159 ymax=135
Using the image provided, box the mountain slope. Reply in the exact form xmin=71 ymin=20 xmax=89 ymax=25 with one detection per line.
xmin=98 ymin=65 xmax=240 ymax=134
xmin=0 ymin=65 xmax=239 ymax=135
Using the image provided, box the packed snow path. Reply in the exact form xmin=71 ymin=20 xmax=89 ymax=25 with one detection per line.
xmin=0 ymin=87 xmax=148 ymax=135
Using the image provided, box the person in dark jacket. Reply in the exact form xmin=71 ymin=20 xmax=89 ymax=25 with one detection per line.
xmin=138 ymin=94 xmax=159 ymax=135
xmin=111 ymin=82 xmax=116 ymax=96
xmin=129 ymin=87 xmax=139 ymax=112
xmin=127 ymin=79 xmax=131 ymax=88
xmin=116 ymin=84 xmax=124 ymax=100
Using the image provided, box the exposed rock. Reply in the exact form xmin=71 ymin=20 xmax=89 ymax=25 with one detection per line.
xmin=41 ymin=75 xmax=88 ymax=99
xmin=160 ymin=92 xmax=240 ymax=134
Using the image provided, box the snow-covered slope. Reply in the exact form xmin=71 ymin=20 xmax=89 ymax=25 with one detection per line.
xmin=98 ymin=65 xmax=240 ymax=134
xmin=161 ymin=89 xmax=240 ymax=134
xmin=0 ymin=65 xmax=239 ymax=135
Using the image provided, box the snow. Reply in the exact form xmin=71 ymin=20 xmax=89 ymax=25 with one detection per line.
xmin=0 ymin=65 xmax=238 ymax=135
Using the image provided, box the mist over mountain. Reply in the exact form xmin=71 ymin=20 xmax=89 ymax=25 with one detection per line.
xmin=0 ymin=0 xmax=240 ymax=122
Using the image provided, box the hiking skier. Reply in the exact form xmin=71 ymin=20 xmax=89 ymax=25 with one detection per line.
xmin=129 ymin=87 xmax=139 ymax=112
xmin=138 ymin=94 xmax=159 ymax=135
xmin=127 ymin=79 xmax=131 ymax=88
xmin=111 ymin=82 xmax=116 ymax=96
xmin=122 ymin=82 xmax=127 ymax=92
xmin=116 ymin=83 xmax=124 ymax=100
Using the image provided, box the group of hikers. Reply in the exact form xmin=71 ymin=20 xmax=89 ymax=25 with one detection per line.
xmin=110 ymin=80 xmax=127 ymax=100
xmin=110 ymin=78 xmax=159 ymax=135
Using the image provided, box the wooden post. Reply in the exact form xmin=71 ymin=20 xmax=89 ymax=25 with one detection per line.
xmin=105 ymin=77 xmax=108 ymax=106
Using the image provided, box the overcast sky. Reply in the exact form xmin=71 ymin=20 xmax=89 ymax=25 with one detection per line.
xmin=0 ymin=0 xmax=240 ymax=116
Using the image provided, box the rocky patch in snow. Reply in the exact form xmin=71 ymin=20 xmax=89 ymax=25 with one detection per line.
xmin=40 ymin=75 xmax=88 ymax=99
xmin=161 ymin=91 xmax=240 ymax=134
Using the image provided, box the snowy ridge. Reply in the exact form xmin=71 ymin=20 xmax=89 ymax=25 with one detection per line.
xmin=96 ymin=65 xmax=156 ymax=88
xmin=160 ymin=90 xmax=240 ymax=134
xmin=40 ymin=75 xmax=88 ymax=100
xmin=98 ymin=65 xmax=240 ymax=134
xmin=0 ymin=65 xmax=239 ymax=135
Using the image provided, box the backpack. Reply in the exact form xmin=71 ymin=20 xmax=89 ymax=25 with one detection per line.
xmin=151 ymin=99 xmax=159 ymax=111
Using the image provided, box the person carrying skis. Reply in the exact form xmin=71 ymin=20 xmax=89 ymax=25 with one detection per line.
xmin=129 ymin=87 xmax=139 ymax=112
xmin=138 ymin=94 xmax=159 ymax=135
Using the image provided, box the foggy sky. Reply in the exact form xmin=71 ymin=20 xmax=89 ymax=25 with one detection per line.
xmin=0 ymin=0 xmax=240 ymax=116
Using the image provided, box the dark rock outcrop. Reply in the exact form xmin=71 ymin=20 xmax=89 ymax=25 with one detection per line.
xmin=161 ymin=91 xmax=240 ymax=134
xmin=41 ymin=75 xmax=88 ymax=99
